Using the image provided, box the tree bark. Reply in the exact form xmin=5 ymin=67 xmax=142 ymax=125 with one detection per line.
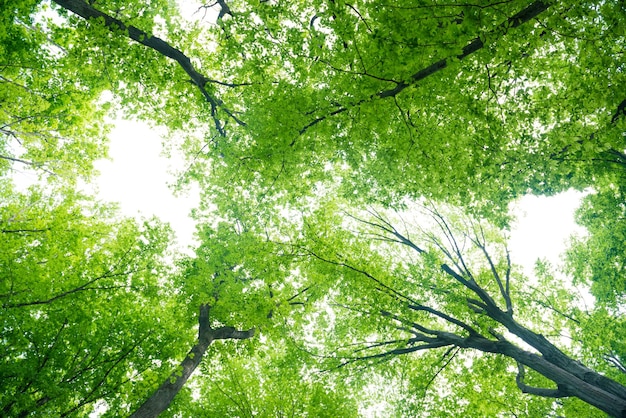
xmin=129 ymin=305 xmax=254 ymax=418
xmin=492 ymin=339 xmax=626 ymax=418
xmin=442 ymin=261 xmax=626 ymax=406
xmin=430 ymin=331 xmax=626 ymax=418
xmin=477 ymin=291 xmax=626 ymax=416
xmin=496 ymin=310 xmax=626 ymax=402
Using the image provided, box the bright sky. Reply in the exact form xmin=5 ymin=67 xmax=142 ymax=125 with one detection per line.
xmin=508 ymin=190 xmax=587 ymax=276
xmin=93 ymin=118 xmax=587 ymax=276
xmin=93 ymin=119 xmax=200 ymax=253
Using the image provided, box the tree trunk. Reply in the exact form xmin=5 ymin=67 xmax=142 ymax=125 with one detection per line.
xmin=484 ymin=302 xmax=626 ymax=403
xmin=457 ymin=334 xmax=626 ymax=418
xmin=443 ymin=262 xmax=626 ymax=414
xmin=130 ymin=305 xmax=254 ymax=418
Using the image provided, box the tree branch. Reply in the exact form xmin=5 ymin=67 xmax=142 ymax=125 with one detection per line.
xmin=301 ymin=245 xmax=419 ymax=306
xmin=337 ymin=338 xmax=452 ymax=368
xmin=515 ymin=362 xmax=570 ymax=398
xmin=51 ymin=0 xmax=245 ymax=135
xmin=407 ymin=303 xmax=481 ymax=337
xmin=345 ymin=209 xmax=426 ymax=254
xmin=61 ymin=331 xmax=153 ymax=417
xmin=3 ymin=270 xmax=139 ymax=309
xmin=611 ymin=98 xmax=626 ymax=123
xmin=604 ymin=352 xmax=626 ymax=375
xmin=297 ymin=1 xmax=550 ymax=137
xmin=468 ymin=226 xmax=513 ymax=314
xmin=0 ymin=154 xmax=57 ymax=176
xmin=441 ymin=263 xmax=500 ymax=312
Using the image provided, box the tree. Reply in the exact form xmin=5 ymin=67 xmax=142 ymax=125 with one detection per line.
xmin=0 ymin=180 xmax=182 ymax=415
xmin=174 ymin=0 xmax=625 ymax=220
xmin=271 ymin=201 xmax=626 ymax=416
xmin=0 ymin=179 xmax=277 ymax=417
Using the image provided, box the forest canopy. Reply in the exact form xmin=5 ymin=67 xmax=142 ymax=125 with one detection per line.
xmin=1 ymin=0 xmax=625 ymax=416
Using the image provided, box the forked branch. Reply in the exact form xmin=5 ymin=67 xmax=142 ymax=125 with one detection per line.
xmin=515 ymin=362 xmax=570 ymax=398
xmin=130 ymin=304 xmax=254 ymax=418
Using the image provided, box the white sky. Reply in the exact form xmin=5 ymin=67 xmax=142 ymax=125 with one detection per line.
xmin=508 ymin=190 xmax=587 ymax=277
xmin=93 ymin=118 xmax=587 ymax=276
xmin=93 ymin=119 xmax=200 ymax=253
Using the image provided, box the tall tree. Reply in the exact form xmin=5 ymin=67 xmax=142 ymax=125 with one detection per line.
xmin=0 ymin=180 xmax=183 ymax=416
xmin=0 ymin=180 xmax=267 ymax=416
xmin=270 ymin=201 xmax=626 ymax=416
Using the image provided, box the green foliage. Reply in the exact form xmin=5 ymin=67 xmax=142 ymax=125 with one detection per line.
xmin=566 ymin=183 xmax=626 ymax=306
xmin=178 ymin=338 xmax=360 ymax=418
xmin=0 ymin=0 xmax=112 ymax=181
xmin=173 ymin=220 xmax=293 ymax=330
xmin=0 ymin=179 xmax=188 ymax=416
xmin=172 ymin=0 xmax=626 ymax=224
xmin=3 ymin=0 xmax=626 ymax=416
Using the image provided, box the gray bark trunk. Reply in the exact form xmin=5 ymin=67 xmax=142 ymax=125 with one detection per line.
xmin=130 ymin=305 xmax=254 ymax=418
xmin=441 ymin=263 xmax=626 ymax=417
xmin=447 ymin=332 xmax=626 ymax=418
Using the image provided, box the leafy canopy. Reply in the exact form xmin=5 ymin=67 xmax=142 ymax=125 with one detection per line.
xmin=2 ymin=0 xmax=626 ymax=416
